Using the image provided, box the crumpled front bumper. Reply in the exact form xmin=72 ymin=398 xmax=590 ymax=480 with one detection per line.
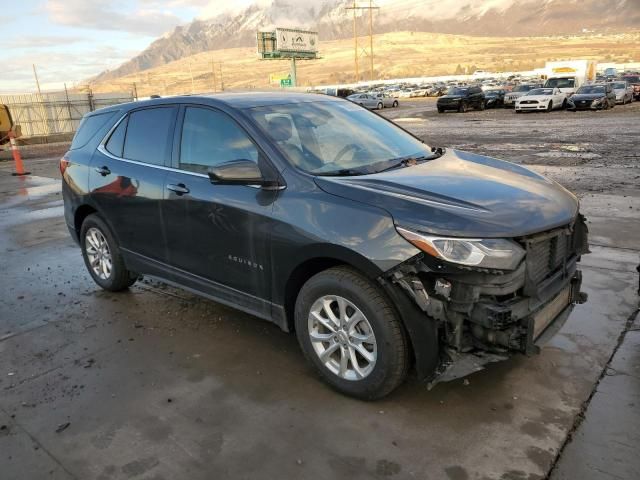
xmin=381 ymin=216 xmax=589 ymax=386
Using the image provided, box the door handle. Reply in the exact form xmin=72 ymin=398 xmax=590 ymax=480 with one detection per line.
xmin=166 ymin=183 xmax=190 ymax=195
xmin=95 ymin=166 xmax=111 ymax=176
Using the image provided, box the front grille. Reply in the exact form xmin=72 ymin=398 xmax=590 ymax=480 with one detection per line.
xmin=521 ymin=225 xmax=580 ymax=287
xmin=520 ymin=100 xmax=538 ymax=104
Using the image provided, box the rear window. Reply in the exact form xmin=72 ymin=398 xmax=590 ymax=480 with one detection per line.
xmin=123 ymin=107 xmax=176 ymax=166
xmin=70 ymin=111 xmax=116 ymax=150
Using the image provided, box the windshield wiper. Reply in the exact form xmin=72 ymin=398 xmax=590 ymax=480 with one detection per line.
xmin=314 ymin=168 xmax=366 ymax=177
xmin=375 ymin=150 xmax=443 ymax=173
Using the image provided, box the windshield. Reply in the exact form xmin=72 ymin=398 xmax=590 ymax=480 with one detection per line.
xmin=623 ymin=76 xmax=640 ymax=83
xmin=527 ymin=88 xmax=553 ymax=96
xmin=246 ymin=100 xmax=433 ymax=176
xmin=577 ymin=85 xmax=605 ymax=94
xmin=545 ymin=77 xmax=575 ymax=88
xmin=447 ymin=87 xmax=468 ymax=96
xmin=612 ymin=82 xmax=626 ymax=89
xmin=513 ymin=85 xmax=536 ymax=92
xmin=485 ymin=90 xmax=502 ymax=97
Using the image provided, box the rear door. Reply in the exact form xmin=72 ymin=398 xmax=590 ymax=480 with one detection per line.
xmin=90 ymin=106 xmax=177 ymax=263
xmin=162 ymin=105 xmax=277 ymax=314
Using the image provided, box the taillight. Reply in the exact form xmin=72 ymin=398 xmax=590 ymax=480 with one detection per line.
xmin=59 ymin=157 xmax=70 ymax=176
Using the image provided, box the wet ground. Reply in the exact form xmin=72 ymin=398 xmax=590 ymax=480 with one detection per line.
xmin=0 ymin=100 xmax=639 ymax=480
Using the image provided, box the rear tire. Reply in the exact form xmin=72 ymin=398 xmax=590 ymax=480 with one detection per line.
xmin=294 ymin=266 xmax=410 ymax=400
xmin=377 ymin=102 xmax=383 ymax=110
xmin=393 ymin=101 xmax=398 ymax=108
xmin=80 ymin=214 xmax=138 ymax=292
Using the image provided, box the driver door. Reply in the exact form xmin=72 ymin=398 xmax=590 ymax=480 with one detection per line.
xmin=162 ymin=105 xmax=278 ymax=313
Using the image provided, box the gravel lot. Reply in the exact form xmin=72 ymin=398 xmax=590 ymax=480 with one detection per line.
xmin=0 ymin=98 xmax=638 ymax=480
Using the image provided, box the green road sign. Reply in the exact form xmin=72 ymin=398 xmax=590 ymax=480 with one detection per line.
xmin=280 ymin=78 xmax=292 ymax=87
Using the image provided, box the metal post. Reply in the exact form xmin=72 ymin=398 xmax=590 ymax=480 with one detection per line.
xmin=88 ymin=88 xmax=95 ymax=112
xmin=290 ymin=57 xmax=297 ymax=88
xmin=219 ymin=63 xmax=224 ymax=91
xmin=63 ymin=83 xmax=73 ymax=131
xmin=133 ymin=82 xmax=138 ymax=101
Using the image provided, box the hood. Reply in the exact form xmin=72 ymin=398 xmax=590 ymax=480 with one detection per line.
xmin=518 ymin=94 xmax=552 ymax=101
xmin=571 ymin=93 xmax=605 ymax=101
xmin=438 ymin=95 xmax=463 ymax=101
xmin=506 ymin=91 xmax=526 ymax=97
xmin=314 ymin=149 xmax=578 ymax=238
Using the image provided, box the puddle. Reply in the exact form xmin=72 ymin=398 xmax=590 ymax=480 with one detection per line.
xmin=535 ymin=152 xmax=600 ymax=159
xmin=394 ymin=117 xmax=424 ymax=122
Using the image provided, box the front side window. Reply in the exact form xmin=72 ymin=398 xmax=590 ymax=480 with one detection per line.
xmin=123 ymin=107 xmax=175 ymax=166
xmin=247 ymin=100 xmax=434 ymax=176
xmin=179 ymin=107 xmax=258 ymax=175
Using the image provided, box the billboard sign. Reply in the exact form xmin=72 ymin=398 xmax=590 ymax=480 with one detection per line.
xmin=275 ymin=28 xmax=318 ymax=54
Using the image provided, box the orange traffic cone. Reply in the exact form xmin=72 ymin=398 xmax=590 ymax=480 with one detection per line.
xmin=9 ymin=130 xmax=30 ymax=176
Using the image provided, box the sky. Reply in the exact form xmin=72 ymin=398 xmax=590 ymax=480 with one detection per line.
xmin=2 ymin=0 xmax=226 ymax=93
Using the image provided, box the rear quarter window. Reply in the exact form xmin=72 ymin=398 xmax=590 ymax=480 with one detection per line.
xmin=70 ymin=111 xmax=117 ymax=150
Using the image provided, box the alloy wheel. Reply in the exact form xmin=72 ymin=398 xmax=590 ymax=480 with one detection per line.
xmin=85 ymin=227 xmax=112 ymax=280
xmin=307 ymin=295 xmax=377 ymax=381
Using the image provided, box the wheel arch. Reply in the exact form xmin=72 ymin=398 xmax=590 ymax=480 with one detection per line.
xmin=281 ymin=246 xmax=385 ymax=333
xmin=74 ymin=204 xmax=98 ymax=238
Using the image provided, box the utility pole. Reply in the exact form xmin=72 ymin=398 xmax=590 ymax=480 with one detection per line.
xmin=189 ymin=61 xmax=195 ymax=93
xmin=211 ymin=60 xmax=217 ymax=92
xmin=219 ymin=63 xmax=224 ymax=91
xmin=346 ymin=2 xmax=379 ymax=83
xmin=32 ymin=64 xmax=42 ymax=94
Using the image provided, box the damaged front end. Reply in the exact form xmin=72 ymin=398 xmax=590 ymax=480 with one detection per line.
xmin=381 ymin=215 xmax=590 ymax=387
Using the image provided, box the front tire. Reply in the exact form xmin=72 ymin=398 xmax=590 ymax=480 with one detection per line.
xmin=295 ymin=267 xmax=409 ymax=400
xmin=547 ymin=100 xmax=553 ymax=112
xmin=80 ymin=214 xmax=138 ymax=292
xmin=393 ymin=101 xmax=398 ymax=108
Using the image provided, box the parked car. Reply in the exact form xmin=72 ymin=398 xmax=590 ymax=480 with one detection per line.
xmin=621 ymin=75 xmax=640 ymax=100
xmin=503 ymin=84 xmax=542 ymax=107
xmin=62 ymin=93 xmax=588 ymax=399
xmin=611 ymin=81 xmax=633 ymax=104
xmin=484 ymin=89 xmax=506 ymax=108
xmin=372 ymin=93 xmax=399 ymax=108
xmin=437 ymin=86 xmax=485 ymax=113
xmin=515 ymin=87 xmax=567 ymax=113
xmin=346 ymin=93 xmax=384 ymax=110
xmin=566 ymin=84 xmax=616 ymax=111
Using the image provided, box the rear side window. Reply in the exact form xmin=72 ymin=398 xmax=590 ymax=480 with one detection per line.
xmin=105 ymin=116 xmax=128 ymax=157
xmin=123 ymin=107 xmax=176 ymax=166
xmin=71 ymin=111 xmax=116 ymax=150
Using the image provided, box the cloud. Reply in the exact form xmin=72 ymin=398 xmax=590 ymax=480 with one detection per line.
xmin=9 ymin=36 xmax=85 ymax=48
xmin=46 ymin=0 xmax=184 ymax=36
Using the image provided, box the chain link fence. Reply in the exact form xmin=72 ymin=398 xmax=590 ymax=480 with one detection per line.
xmin=0 ymin=90 xmax=134 ymax=142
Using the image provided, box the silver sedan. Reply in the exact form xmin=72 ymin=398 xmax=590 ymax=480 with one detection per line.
xmin=612 ymin=81 xmax=634 ymax=104
xmin=347 ymin=93 xmax=386 ymax=110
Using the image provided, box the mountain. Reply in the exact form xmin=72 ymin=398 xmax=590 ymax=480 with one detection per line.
xmin=94 ymin=0 xmax=640 ymax=81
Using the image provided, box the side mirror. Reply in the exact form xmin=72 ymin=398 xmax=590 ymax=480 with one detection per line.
xmin=208 ymin=159 xmax=264 ymax=186
xmin=208 ymin=159 xmax=282 ymax=190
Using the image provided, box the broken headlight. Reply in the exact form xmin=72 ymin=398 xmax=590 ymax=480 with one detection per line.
xmin=396 ymin=227 xmax=526 ymax=270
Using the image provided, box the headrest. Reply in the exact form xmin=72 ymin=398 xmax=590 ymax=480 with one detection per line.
xmin=268 ymin=116 xmax=292 ymax=142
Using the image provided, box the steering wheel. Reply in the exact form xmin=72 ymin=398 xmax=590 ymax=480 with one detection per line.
xmin=334 ymin=143 xmax=362 ymax=164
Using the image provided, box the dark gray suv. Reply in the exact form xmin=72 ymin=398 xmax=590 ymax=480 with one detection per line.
xmin=61 ymin=93 xmax=588 ymax=399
